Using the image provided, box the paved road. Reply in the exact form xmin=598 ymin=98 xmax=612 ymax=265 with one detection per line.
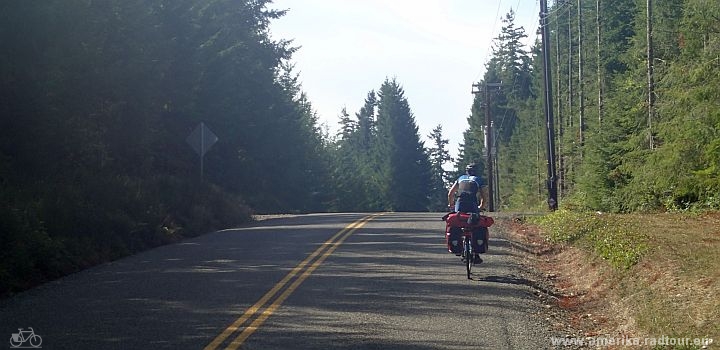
xmin=0 ymin=212 xmax=554 ymax=349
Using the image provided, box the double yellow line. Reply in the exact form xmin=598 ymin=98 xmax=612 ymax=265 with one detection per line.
xmin=204 ymin=213 xmax=382 ymax=350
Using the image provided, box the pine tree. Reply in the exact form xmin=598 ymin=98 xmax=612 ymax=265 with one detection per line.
xmin=329 ymin=92 xmax=382 ymax=212
xmin=374 ymin=78 xmax=433 ymax=211
xmin=427 ymin=125 xmax=454 ymax=211
xmin=354 ymin=91 xmax=383 ymax=211
xmin=331 ymin=108 xmax=364 ymax=211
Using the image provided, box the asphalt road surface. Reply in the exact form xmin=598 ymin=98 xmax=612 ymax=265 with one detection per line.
xmin=0 ymin=212 xmax=556 ymax=349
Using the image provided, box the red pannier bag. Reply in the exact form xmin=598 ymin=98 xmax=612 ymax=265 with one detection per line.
xmin=441 ymin=212 xmax=494 ymax=254
xmin=442 ymin=212 xmax=494 ymax=228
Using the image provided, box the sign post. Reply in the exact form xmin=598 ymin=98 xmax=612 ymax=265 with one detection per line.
xmin=186 ymin=122 xmax=218 ymax=182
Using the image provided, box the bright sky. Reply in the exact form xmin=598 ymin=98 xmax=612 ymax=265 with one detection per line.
xmin=268 ymin=0 xmax=541 ymax=163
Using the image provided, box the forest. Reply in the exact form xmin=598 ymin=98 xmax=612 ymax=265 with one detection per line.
xmin=473 ymin=0 xmax=720 ymax=212
xmin=1 ymin=0 xmax=718 ymax=296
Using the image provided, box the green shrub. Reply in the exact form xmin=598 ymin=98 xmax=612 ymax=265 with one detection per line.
xmin=1 ymin=171 xmax=253 ymax=297
xmin=534 ymin=210 xmax=648 ymax=269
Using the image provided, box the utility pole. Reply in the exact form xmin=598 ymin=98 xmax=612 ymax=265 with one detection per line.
xmin=540 ymin=0 xmax=559 ymax=211
xmin=555 ymin=12 xmax=564 ymax=200
xmin=646 ymin=0 xmax=655 ymax=149
xmin=472 ymin=82 xmax=502 ymax=212
xmin=597 ymin=0 xmax=603 ymax=125
xmin=578 ymin=0 xmax=585 ymax=152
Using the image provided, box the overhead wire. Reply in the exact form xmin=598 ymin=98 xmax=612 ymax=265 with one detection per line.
xmin=473 ymin=0 xmax=545 ymax=83
xmin=470 ymin=0 xmax=545 ymax=154
xmin=492 ymin=0 xmax=541 ymax=143
xmin=483 ymin=0 xmax=544 ymax=208
xmin=542 ymin=0 xmax=574 ymax=27
xmin=472 ymin=0 xmax=506 ymax=83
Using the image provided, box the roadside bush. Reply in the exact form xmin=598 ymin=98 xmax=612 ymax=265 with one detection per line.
xmin=0 ymin=192 xmax=68 ymax=296
xmin=1 ymin=172 xmax=253 ymax=298
xmin=534 ymin=209 xmax=601 ymax=243
xmin=533 ymin=210 xmax=648 ymax=269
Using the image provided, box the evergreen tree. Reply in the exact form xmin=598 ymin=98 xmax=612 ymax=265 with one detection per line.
xmin=427 ymin=125 xmax=454 ymax=211
xmin=329 ymin=91 xmax=381 ymax=212
xmin=357 ymin=91 xmax=377 ymax=152
xmin=459 ymin=91 xmax=488 ymax=174
xmin=0 ymin=0 xmax=335 ymax=294
xmin=374 ymin=78 xmax=433 ymax=211
xmin=331 ymin=108 xmax=363 ymax=211
xmin=492 ymin=10 xmax=533 ymax=101
xmin=460 ymin=10 xmax=535 ymax=209
xmin=518 ymin=0 xmax=719 ymax=211
xmin=355 ymin=91 xmax=385 ymax=211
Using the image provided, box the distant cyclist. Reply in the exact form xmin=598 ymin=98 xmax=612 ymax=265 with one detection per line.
xmin=448 ymin=164 xmax=488 ymax=213
xmin=446 ymin=164 xmax=489 ymax=264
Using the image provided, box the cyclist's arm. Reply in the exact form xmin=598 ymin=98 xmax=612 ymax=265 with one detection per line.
xmin=478 ymin=185 xmax=489 ymax=211
xmin=447 ymin=181 xmax=459 ymax=209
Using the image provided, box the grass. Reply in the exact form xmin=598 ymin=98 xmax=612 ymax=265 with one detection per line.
xmin=529 ymin=211 xmax=720 ymax=349
xmin=623 ymin=212 xmax=720 ymax=346
xmin=533 ymin=209 xmax=649 ymax=269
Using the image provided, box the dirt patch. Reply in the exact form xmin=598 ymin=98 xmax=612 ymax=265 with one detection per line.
xmin=499 ymin=218 xmax=654 ymax=348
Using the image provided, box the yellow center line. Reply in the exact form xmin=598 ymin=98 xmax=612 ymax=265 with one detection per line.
xmin=204 ymin=213 xmax=381 ymax=350
xmin=225 ymin=214 xmax=379 ymax=349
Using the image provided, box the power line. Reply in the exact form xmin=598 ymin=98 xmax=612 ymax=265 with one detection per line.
xmin=541 ymin=0 xmax=574 ymax=27
xmin=473 ymin=0 xmax=507 ymax=83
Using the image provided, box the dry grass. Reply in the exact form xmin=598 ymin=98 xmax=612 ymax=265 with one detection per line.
xmin=506 ymin=211 xmax=720 ymax=349
xmin=624 ymin=212 xmax=720 ymax=341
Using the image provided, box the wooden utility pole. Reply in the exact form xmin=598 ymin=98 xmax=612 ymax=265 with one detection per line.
xmin=540 ymin=0 xmax=559 ymax=211
xmin=555 ymin=8 xmax=565 ymax=199
xmin=596 ymin=0 xmax=604 ymax=125
xmin=472 ymin=82 xmax=502 ymax=212
xmin=578 ymin=0 xmax=585 ymax=151
xmin=484 ymin=86 xmax=494 ymax=212
xmin=566 ymin=2 xmax=574 ymax=198
xmin=646 ymin=0 xmax=655 ymax=149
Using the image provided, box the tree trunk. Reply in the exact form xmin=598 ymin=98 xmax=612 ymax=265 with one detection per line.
xmin=597 ymin=0 xmax=603 ymax=125
xmin=555 ymin=7 xmax=565 ymax=199
xmin=578 ymin=0 xmax=585 ymax=154
xmin=647 ymin=0 xmax=655 ymax=149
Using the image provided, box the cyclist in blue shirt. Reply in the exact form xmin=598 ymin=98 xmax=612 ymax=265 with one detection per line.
xmin=448 ymin=164 xmax=488 ymax=213
xmin=446 ymin=164 xmax=489 ymax=264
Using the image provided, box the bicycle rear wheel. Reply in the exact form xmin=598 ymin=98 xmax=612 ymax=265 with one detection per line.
xmin=464 ymin=237 xmax=472 ymax=279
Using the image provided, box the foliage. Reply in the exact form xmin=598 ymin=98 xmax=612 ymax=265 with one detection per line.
xmin=427 ymin=125 xmax=454 ymax=211
xmin=4 ymin=0 xmax=720 ymax=297
xmin=468 ymin=0 xmax=720 ymax=213
xmin=330 ymin=98 xmax=383 ymax=212
xmin=374 ymin=79 xmax=434 ymax=211
xmin=534 ymin=210 xmax=648 ymax=269
xmin=326 ymin=79 xmax=439 ymax=212
xmin=0 ymin=0 xmax=324 ymax=296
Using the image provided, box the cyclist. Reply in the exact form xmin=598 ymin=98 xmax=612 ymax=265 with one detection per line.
xmin=448 ymin=164 xmax=488 ymax=213
xmin=447 ymin=164 xmax=489 ymax=263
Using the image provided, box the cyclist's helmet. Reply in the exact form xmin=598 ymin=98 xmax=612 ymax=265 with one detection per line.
xmin=465 ymin=164 xmax=477 ymax=176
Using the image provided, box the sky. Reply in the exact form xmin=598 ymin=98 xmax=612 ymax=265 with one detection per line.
xmin=268 ymin=0 xmax=541 ymax=163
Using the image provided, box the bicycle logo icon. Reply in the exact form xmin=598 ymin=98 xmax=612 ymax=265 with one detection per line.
xmin=9 ymin=328 xmax=42 ymax=348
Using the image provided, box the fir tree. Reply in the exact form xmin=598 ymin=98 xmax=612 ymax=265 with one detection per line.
xmin=374 ymin=78 xmax=433 ymax=211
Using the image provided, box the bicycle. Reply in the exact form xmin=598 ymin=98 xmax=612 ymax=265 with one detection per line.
xmin=460 ymin=227 xmax=475 ymax=279
xmin=10 ymin=327 xmax=42 ymax=348
xmin=442 ymin=210 xmax=493 ymax=280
